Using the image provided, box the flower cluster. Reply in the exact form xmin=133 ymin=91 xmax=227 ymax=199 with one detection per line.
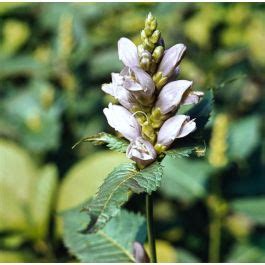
xmin=102 ymin=13 xmax=204 ymax=167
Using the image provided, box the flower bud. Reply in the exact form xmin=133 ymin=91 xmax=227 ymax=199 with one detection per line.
xmin=133 ymin=242 xmax=150 ymax=263
xmin=126 ymin=137 xmax=157 ymax=167
xmin=158 ymin=43 xmax=186 ymax=78
xmin=103 ymin=103 xmax=141 ymax=141
xmin=118 ymin=37 xmax=139 ymax=68
xmin=155 ymin=80 xmax=193 ymax=114
xmin=157 ymin=115 xmax=196 ymax=148
xmin=152 ymin=46 xmax=164 ymax=63
xmin=150 ymin=30 xmax=161 ymax=44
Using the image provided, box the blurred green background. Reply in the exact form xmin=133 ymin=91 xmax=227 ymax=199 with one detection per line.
xmin=0 ymin=2 xmax=264 ymax=262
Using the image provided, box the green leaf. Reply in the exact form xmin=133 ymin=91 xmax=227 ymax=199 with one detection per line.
xmin=230 ymin=197 xmax=265 ymax=225
xmin=228 ymin=115 xmax=261 ymax=160
xmin=85 ymin=162 xmax=163 ymax=232
xmin=226 ymin=243 xmax=265 ymax=262
xmin=62 ymin=208 xmax=146 ymax=262
xmin=186 ymin=90 xmax=214 ymax=131
xmin=160 ymin=156 xmax=213 ymax=202
xmin=73 ymin=132 xmax=129 ymax=153
xmin=29 ymin=165 xmax=58 ymax=240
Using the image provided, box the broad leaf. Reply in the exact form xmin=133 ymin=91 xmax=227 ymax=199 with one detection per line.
xmin=230 ymin=197 xmax=265 ymax=225
xmin=62 ymin=208 xmax=146 ymax=263
xmin=85 ymin=162 xmax=163 ymax=232
xmin=160 ymin=156 xmax=213 ymax=202
xmin=186 ymin=90 xmax=214 ymax=131
xmin=73 ymin=132 xmax=129 ymax=153
xmin=228 ymin=115 xmax=261 ymax=160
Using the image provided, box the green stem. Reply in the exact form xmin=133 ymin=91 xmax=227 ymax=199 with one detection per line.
xmin=209 ymin=210 xmax=221 ymax=262
xmin=146 ymin=193 xmax=157 ymax=263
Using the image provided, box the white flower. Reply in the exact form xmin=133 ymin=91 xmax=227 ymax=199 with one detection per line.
xmin=122 ymin=66 xmax=155 ymax=98
xmin=103 ymin=103 xmax=141 ymax=141
xmin=118 ymin=37 xmax=139 ymax=68
xmin=158 ymin=44 xmax=186 ymax=78
xmin=181 ymin=91 xmax=204 ymax=105
xmin=102 ymin=73 xmax=137 ymax=110
xmin=155 ymin=80 xmax=193 ymax=114
xmin=157 ymin=115 xmax=196 ymax=147
xmin=126 ymin=137 xmax=157 ymax=166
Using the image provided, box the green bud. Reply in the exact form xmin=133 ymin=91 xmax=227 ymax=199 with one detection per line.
xmin=154 ymin=143 xmax=167 ymax=154
xmin=152 ymin=46 xmax=164 ymax=63
xmin=144 ymin=27 xmax=153 ymax=37
xmin=150 ymin=19 xmax=157 ymax=31
xmin=142 ymin=122 xmax=156 ymax=144
xmin=143 ymin=38 xmax=154 ymax=52
xmin=150 ymin=30 xmax=160 ymax=44
xmin=156 ymin=76 xmax=168 ymax=90
xmin=150 ymin=107 xmax=166 ymax=129
xmin=152 ymin=71 xmax=163 ymax=84
xmin=140 ymin=30 xmax=147 ymax=42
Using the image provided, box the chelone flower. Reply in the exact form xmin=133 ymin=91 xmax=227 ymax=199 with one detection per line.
xmin=101 ymin=13 xmax=204 ymax=167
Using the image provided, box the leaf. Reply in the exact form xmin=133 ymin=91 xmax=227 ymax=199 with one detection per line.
xmin=73 ymin=132 xmax=129 ymax=153
xmin=160 ymin=156 xmax=213 ymax=202
xmin=228 ymin=115 xmax=261 ymax=160
xmin=62 ymin=208 xmax=146 ymax=262
xmin=85 ymin=162 xmax=163 ymax=233
xmin=56 ymin=151 xmax=129 ymax=236
xmin=230 ymin=197 xmax=265 ymax=225
xmin=29 ymin=165 xmax=58 ymax=240
xmin=186 ymin=90 xmax=214 ymax=131
xmin=226 ymin=243 xmax=265 ymax=262
xmin=165 ymin=141 xmax=206 ymax=159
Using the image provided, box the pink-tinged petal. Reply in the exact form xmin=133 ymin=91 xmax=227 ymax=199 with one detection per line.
xmin=155 ymin=80 xmax=193 ymax=114
xmin=158 ymin=43 xmax=186 ymax=77
xmin=181 ymin=91 xmax=204 ymax=105
xmin=126 ymin=137 xmax=157 ymax=167
xmin=118 ymin=37 xmax=139 ymax=67
xmin=101 ymin=83 xmax=114 ymax=96
xmin=177 ymin=119 xmax=196 ymax=138
xmin=157 ymin=115 xmax=192 ymax=147
xmin=103 ymin=103 xmax=141 ymax=141
xmin=133 ymin=242 xmax=150 ymax=263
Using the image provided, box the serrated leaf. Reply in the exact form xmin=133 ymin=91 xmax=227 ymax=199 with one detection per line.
xmin=230 ymin=197 xmax=265 ymax=225
xmin=85 ymin=162 xmax=163 ymax=232
xmin=62 ymin=208 xmax=146 ymax=262
xmin=73 ymin=132 xmax=129 ymax=153
xmin=160 ymin=156 xmax=213 ymax=202
xmin=186 ymin=90 xmax=214 ymax=131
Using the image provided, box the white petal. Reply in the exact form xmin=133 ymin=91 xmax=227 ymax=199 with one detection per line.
xmin=103 ymin=103 xmax=141 ymax=141
xmin=181 ymin=91 xmax=204 ymax=105
xmin=177 ymin=119 xmax=196 ymax=138
xmin=101 ymin=83 xmax=114 ymax=96
xmin=126 ymin=137 xmax=157 ymax=166
xmin=155 ymin=80 xmax=193 ymax=114
xmin=158 ymin=43 xmax=186 ymax=77
xmin=157 ymin=115 xmax=190 ymax=147
xmin=118 ymin=37 xmax=139 ymax=67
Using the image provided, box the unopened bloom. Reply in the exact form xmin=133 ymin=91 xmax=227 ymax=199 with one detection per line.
xmin=118 ymin=37 xmax=139 ymax=68
xmin=155 ymin=80 xmax=193 ymax=114
xmin=103 ymin=103 xmax=141 ymax=141
xmin=126 ymin=137 xmax=157 ymax=167
xmin=157 ymin=43 xmax=186 ymax=78
xmin=157 ymin=115 xmax=196 ymax=148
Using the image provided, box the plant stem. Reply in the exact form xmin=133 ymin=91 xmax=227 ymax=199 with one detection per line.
xmin=209 ymin=210 xmax=221 ymax=262
xmin=146 ymin=193 xmax=157 ymax=263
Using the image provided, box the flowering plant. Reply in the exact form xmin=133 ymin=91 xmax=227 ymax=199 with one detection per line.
xmin=72 ymin=13 xmax=212 ymax=262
